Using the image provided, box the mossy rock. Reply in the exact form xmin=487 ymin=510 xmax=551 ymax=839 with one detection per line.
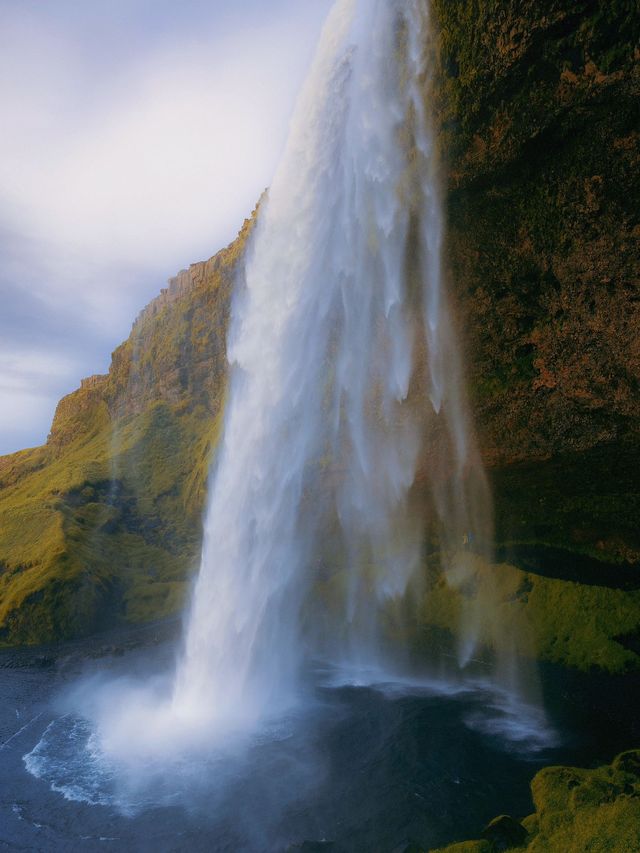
xmin=432 ymin=750 xmax=640 ymax=852
xmin=481 ymin=815 xmax=527 ymax=850
xmin=415 ymin=552 xmax=640 ymax=674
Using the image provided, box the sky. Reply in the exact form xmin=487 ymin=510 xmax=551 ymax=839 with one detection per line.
xmin=0 ymin=0 xmax=333 ymax=455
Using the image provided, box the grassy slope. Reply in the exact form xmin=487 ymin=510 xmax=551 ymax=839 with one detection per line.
xmin=0 ymin=214 xmax=253 ymax=645
xmin=0 ymin=404 xmax=213 ymax=643
xmin=417 ymin=554 xmax=640 ymax=673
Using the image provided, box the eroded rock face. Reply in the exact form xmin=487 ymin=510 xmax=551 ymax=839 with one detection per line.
xmin=435 ymin=1 xmax=639 ymax=458
xmin=431 ymin=0 xmax=640 ymax=564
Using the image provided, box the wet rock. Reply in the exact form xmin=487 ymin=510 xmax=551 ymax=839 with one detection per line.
xmin=391 ymin=842 xmax=426 ymax=853
xmin=480 ymin=814 xmax=527 ymax=850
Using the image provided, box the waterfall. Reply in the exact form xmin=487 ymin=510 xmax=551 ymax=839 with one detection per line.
xmin=172 ymin=0 xmax=492 ymax=730
xmin=19 ymin=6 xmax=556 ymax=822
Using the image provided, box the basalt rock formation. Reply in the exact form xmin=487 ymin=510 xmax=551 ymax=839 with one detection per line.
xmin=0 ymin=2 xmax=638 ymax=668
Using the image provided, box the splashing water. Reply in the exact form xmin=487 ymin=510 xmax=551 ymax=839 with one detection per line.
xmin=171 ymin=0 xmax=492 ymax=732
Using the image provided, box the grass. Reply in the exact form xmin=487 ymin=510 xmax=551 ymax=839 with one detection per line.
xmin=0 ymin=401 xmax=216 ymax=644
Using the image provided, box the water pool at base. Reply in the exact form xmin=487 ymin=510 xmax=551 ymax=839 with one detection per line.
xmin=1 ymin=639 xmax=633 ymax=853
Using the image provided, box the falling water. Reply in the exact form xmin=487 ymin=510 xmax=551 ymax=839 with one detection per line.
xmin=171 ymin=0 xmax=493 ymax=730
xmin=20 ymin=3 xmax=555 ymax=823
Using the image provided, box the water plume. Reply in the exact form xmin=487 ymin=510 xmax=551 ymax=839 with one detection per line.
xmin=172 ymin=0 xmax=494 ymax=729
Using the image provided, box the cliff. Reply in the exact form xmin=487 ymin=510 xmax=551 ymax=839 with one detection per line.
xmin=0 ymin=2 xmax=638 ymax=670
xmin=0 ymin=211 xmax=255 ymax=643
xmin=414 ymin=0 xmax=640 ymax=674
xmin=432 ymin=0 xmax=639 ymax=552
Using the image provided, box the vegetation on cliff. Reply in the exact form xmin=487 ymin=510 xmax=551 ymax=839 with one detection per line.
xmin=416 ymin=552 xmax=640 ymax=673
xmin=432 ymin=0 xmax=639 ymax=550
xmin=0 ymin=212 xmax=255 ymax=644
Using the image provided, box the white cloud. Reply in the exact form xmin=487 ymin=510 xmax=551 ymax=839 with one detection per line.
xmin=0 ymin=350 xmax=77 ymax=392
xmin=0 ymin=348 xmax=80 ymax=453
xmin=0 ymin=1 xmax=332 ymax=454
xmin=0 ymin=9 xmax=328 ymax=274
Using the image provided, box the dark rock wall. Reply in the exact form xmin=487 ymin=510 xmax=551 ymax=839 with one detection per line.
xmin=432 ymin=0 xmax=640 ymax=562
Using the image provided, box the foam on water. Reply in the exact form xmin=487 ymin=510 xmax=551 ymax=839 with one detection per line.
xmin=318 ymin=664 xmax=558 ymax=754
xmin=25 ymin=717 xmax=119 ymax=810
xmin=22 ymin=669 xmax=556 ymax=825
xmin=24 ymin=702 xmax=305 ymax=817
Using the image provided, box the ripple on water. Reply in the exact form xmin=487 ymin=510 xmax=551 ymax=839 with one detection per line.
xmin=24 ymin=716 xmax=119 ymax=810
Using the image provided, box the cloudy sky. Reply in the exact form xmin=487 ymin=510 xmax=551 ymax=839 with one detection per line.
xmin=0 ymin=0 xmax=332 ymax=455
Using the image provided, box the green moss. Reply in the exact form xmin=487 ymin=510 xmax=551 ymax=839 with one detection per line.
xmin=124 ymin=580 xmax=189 ymax=624
xmin=433 ymin=751 xmax=640 ymax=852
xmin=418 ymin=554 xmax=640 ymax=673
xmin=432 ymin=0 xmax=638 ymax=168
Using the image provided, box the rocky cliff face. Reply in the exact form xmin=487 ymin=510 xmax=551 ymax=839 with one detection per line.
xmin=423 ymin=0 xmax=640 ymax=827
xmin=432 ymin=0 xmax=639 ymax=552
xmin=420 ymin=0 xmax=640 ymax=673
xmin=0 ymin=211 xmax=255 ymax=644
xmin=50 ymin=213 xmax=254 ymax=441
xmin=0 ymin=3 xmax=637 ymax=666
